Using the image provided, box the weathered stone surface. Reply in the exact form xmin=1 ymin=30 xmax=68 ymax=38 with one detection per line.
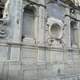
xmin=0 ymin=0 xmax=80 ymax=80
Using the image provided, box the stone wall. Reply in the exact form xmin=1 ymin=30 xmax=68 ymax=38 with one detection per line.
xmin=0 ymin=0 xmax=80 ymax=80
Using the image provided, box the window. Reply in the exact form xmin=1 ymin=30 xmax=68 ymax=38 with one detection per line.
xmin=70 ymin=8 xmax=78 ymax=47
xmin=22 ymin=6 xmax=35 ymax=40
xmin=70 ymin=20 xmax=78 ymax=47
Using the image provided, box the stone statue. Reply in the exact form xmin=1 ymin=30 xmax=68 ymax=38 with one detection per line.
xmin=71 ymin=0 xmax=80 ymax=6
xmin=3 ymin=0 xmax=10 ymax=18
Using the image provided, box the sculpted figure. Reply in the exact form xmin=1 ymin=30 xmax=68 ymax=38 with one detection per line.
xmin=71 ymin=0 xmax=80 ymax=6
xmin=3 ymin=0 xmax=10 ymax=18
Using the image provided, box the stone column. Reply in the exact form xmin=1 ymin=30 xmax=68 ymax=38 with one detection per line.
xmin=38 ymin=0 xmax=46 ymax=46
xmin=76 ymin=12 xmax=80 ymax=48
xmin=37 ymin=0 xmax=47 ymax=65
xmin=10 ymin=0 xmax=23 ymax=60
xmin=34 ymin=6 xmax=39 ymax=43
xmin=64 ymin=8 xmax=71 ymax=48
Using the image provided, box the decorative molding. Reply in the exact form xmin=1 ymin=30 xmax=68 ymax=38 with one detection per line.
xmin=0 ymin=29 xmax=7 ymax=38
xmin=47 ymin=17 xmax=64 ymax=39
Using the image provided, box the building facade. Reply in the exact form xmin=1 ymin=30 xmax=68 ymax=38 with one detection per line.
xmin=0 ymin=0 xmax=80 ymax=80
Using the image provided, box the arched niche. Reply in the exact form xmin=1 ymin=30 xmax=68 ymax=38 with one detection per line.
xmin=22 ymin=4 xmax=36 ymax=41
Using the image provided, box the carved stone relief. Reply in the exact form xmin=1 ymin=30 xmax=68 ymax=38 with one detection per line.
xmin=47 ymin=17 xmax=64 ymax=47
xmin=0 ymin=0 xmax=9 ymax=38
xmin=3 ymin=0 xmax=10 ymax=18
xmin=47 ymin=17 xmax=64 ymax=39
